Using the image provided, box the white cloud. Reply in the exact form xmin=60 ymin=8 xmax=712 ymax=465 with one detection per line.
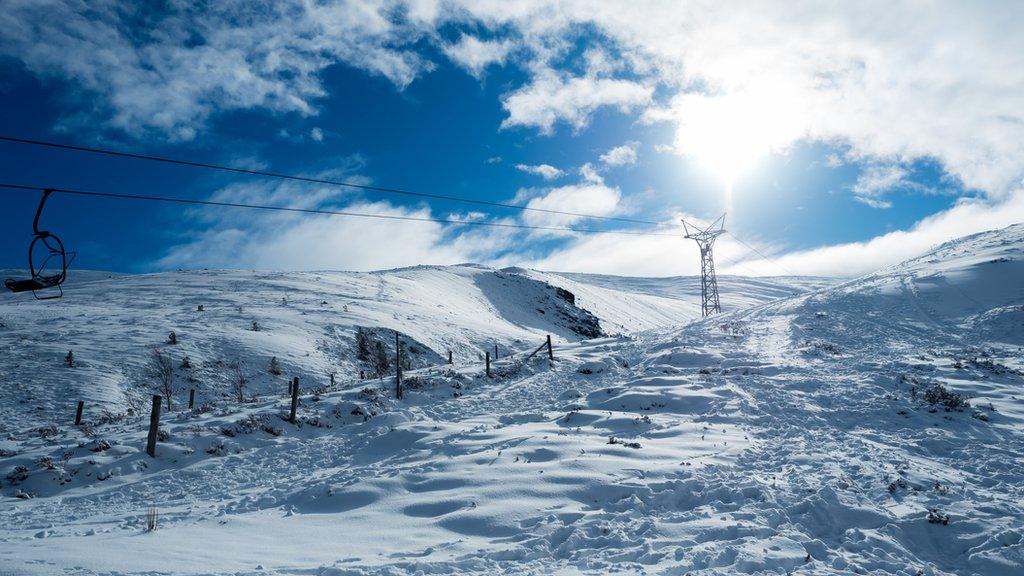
xmin=9 ymin=1 xmax=1023 ymax=203
xmin=443 ymin=35 xmax=514 ymax=77
xmin=515 ymin=163 xmax=563 ymax=180
xmin=310 ymin=127 xmax=324 ymax=142
xmin=0 ymin=0 xmax=433 ymax=139
xmin=600 ymin=141 xmax=639 ymax=167
xmin=522 ymin=181 xmax=621 ymax=228
xmin=158 ymin=200 xmax=469 ymax=271
xmin=579 ymin=163 xmax=603 ymax=184
xmin=453 ymin=1 xmax=1024 ymax=197
xmin=755 ymin=190 xmax=1024 ymax=277
xmin=500 ymin=69 xmax=653 ymax=134
xmin=525 ymin=190 xmax=1024 ymax=278
xmin=850 ymin=164 xmax=908 ymax=209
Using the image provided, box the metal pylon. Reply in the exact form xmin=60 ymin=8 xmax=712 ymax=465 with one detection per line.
xmin=682 ymin=214 xmax=726 ymax=317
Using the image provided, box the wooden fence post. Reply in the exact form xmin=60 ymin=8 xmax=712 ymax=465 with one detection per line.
xmin=289 ymin=377 xmax=300 ymax=423
xmin=330 ymin=372 xmax=335 ymax=386
xmin=146 ymin=395 xmax=161 ymax=457
xmin=546 ymin=334 xmax=553 ymax=360
xmin=395 ymin=331 xmax=403 ymax=400
xmin=494 ymin=343 xmax=499 ymax=360
xmin=448 ymin=350 xmax=453 ymax=364
xmin=188 ymin=388 xmax=195 ymax=409
xmin=74 ymin=400 xmax=84 ymax=426
xmin=486 ymin=351 xmax=491 ymax=377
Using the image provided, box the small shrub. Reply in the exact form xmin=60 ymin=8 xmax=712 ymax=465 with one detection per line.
xmin=269 ymin=356 xmax=283 ymax=376
xmin=6 ymin=465 xmax=29 ymax=483
xmin=927 ymin=509 xmax=950 ymax=525
xmin=914 ymin=382 xmax=970 ymax=410
xmin=608 ymin=436 xmax=642 ymax=449
xmin=251 ymin=321 xmax=260 ymax=332
xmin=65 ymin=350 xmax=74 ymax=368
xmin=89 ymin=440 xmax=111 ymax=452
xmin=35 ymin=424 xmax=60 ymax=439
xmin=167 ymin=331 xmax=178 ymax=345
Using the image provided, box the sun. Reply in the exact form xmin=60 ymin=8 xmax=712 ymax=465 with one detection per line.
xmin=672 ymin=88 xmax=803 ymax=204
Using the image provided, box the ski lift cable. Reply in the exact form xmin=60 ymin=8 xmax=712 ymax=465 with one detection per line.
xmin=0 ymin=135 xmax=663 ymax=226
xmin=0 ymin=183 xmax=681 ymax=237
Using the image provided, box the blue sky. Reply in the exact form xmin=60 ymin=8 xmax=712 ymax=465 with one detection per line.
xmin=1 ymin=2 xmax=1022 ymax=277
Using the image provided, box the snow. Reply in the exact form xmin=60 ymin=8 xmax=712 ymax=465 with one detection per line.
xmin=0 ymin=225 xmax=1022 ymax=575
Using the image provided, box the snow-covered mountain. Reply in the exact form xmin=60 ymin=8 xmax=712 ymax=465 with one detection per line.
xmin=0 ymin=265 xmax=824 ymax=432
xmin=0 ymin=225 xmax=1022 ymax=575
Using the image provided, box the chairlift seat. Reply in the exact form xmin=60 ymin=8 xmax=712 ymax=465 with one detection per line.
xmin=5 ymin=275 xmax=62 ymax=293
xmin=5 ymin=189 xmax=72 ymax=300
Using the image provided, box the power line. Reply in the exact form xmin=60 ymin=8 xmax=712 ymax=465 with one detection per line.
xmin=0 ymin=135 xmax=661 ymax=226
xmin=724 ymin=231 xmax=798 ymax=276
xmin=0 ymin=183 xmax=680 ymax=237
xmin=0 ymin=135 xmax=802 ymax=272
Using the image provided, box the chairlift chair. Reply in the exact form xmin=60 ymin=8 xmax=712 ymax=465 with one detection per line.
xmin=4 ymin=189 xmax=74 ymax=300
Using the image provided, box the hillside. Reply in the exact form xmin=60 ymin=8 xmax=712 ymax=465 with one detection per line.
xmin=0 ymin=226 xmax=1022 ymax=575
xmin=0 ymin=265 xmax=821 ymax=433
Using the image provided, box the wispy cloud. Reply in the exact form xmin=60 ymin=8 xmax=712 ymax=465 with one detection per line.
xmin=442 ymin=35 xmax=514 ymax=78
xmin=515 ymin=163 xmax=564 ymax=180
xmin=0 ymin=1 xmax=433 ymax=140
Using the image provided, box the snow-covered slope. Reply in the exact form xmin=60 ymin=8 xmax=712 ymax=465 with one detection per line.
xmin=516 ymin=268 xmax=830 ymax=334
xmin=1 ymin=226 xmax=1022 ymax=576
xmin=0 ymin=265 xmax=819 ymax=432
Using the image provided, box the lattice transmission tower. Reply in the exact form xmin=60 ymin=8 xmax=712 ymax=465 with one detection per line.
xmin=682 ymin=214 xmax=726 ymax=317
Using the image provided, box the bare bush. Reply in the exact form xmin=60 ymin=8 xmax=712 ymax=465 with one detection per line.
xmin=269 ymin=356 xmax=282 ymax=376
xmin=229 ymin=361 xmax=248 ymax=403
xmin=150 ymin=348 xmax=175 ymax=411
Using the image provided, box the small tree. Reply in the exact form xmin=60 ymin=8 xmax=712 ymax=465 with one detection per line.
xmin=230 ymin=361 xmax=247 ymax=403
xmin=150 ymin=348 xmax=175 ymax=411
xmin=251 ymin=320 xmax=260 ymax=332
xmin=65 ymin=350 xmax=74 ymax=368
xmin=167 ymin=331 xmax=178 ymax=345
xmin=373 ymin=341 xmax=390 ymax=376
xmin=356 ymin=329 xmax=371 ymax=362
xmin=181 ymin=355 xmax=192 ymax=369
xmin=269 ymin=356 xmax=282 ymax=375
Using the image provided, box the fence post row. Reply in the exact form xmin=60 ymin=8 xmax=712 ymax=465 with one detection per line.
xmin=146 ymin=395 xmax=161 ymax=458
xmin=289 ymin=377 xmax=300 ymax=423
